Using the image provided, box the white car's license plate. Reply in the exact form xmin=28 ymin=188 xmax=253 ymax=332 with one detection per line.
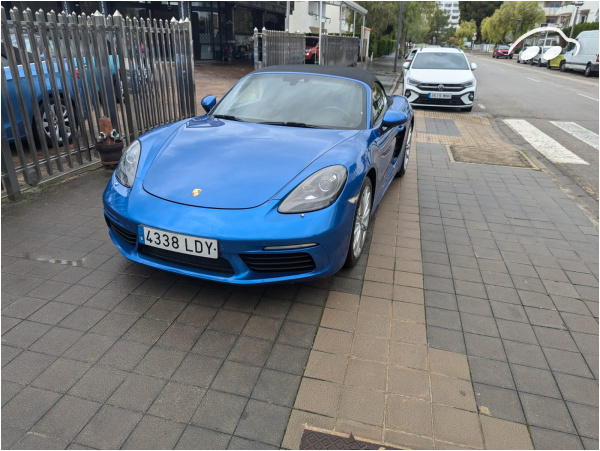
xmin=139 ymin=226 xmax=218 ymax=259
xmin=428 ymin=92 xmax=452 ymax=99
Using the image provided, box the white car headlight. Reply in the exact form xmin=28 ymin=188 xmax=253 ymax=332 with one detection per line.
xmin=115 ymin=140 xmax=141 ymax=188
xmin=462 ymin=80 xmax=475 ymax=87
xmin=278 ymin=165 xmax=347 ymax=214
xmin=406 ymin=77 xmax=421 ymax=85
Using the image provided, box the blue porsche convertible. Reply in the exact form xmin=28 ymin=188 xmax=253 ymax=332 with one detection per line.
xmin=103 ymin=65 xmax=414 ymax=284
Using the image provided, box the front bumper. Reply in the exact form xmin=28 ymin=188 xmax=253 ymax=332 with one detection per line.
xmin=403 ymin=84 xmax=475 ymax=109
xmin=103 ymin=174 xmax=356 ymax=285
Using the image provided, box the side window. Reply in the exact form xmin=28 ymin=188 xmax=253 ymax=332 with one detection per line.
xmin=371 ymin=82 xmax=386 ymax=125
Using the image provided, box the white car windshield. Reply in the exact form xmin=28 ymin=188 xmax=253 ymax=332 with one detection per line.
xmin=412 ymin=52 xmax=470 ymax=70
xmin=212 ymin=73 xmax=367 ymax=130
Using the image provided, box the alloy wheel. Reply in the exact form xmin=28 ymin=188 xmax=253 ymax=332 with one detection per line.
xmin=352 ymin=183 xmax=372 ymax=259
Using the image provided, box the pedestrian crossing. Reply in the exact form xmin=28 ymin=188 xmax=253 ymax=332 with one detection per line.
xmin=504 ymin=119 xmax=597 ymax=165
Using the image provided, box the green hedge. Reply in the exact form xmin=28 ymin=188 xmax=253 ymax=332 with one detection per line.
xmin=561 ymin=21 xmax=599 ymax=39
xmin=371 ymin=38 xmax=396 ymax=58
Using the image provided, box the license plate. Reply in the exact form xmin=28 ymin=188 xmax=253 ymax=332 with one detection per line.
xmin=428 ymin=92 xmax=452 ymax=99
xmin=139 ymin=226 xmax=218 ymax=259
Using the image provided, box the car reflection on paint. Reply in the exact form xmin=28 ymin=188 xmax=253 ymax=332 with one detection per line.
xmin=103 ymin=65 xmax=414 ymax=284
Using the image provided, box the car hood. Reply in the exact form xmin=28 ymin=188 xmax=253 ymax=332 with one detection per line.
xmin=142 ymin=116 xmax=357 ymax=209
xmin=407 ymin=68 xmax=474 ymax=84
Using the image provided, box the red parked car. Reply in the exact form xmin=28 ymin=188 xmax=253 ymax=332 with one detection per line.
xmin=305 ymin=37 xmax=319 ymax=64
xmin=492 ymin=45 xmax=513 ymax=59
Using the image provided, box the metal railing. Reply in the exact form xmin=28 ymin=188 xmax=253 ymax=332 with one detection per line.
xmin=253 ymin=27 xmax=359 ymax=69
xmin=1 ymin=6 xmax=195 ymax=201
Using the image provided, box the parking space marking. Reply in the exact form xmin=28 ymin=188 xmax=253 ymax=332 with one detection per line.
xmin=550 ymin=121 xmax=599 ymax=150
xmin=578 ymin=93 xmax=599 ymax=102
xmin=504 ymin=119 xmax=590 ymax=165
xmin=478 ymin=104 xmax=486 ymax=109
xmin=526 ymin=77 xmax=540 ymax=83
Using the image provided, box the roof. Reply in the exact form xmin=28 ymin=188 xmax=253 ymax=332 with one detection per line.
xmin=253 ymin=65 xmax=380 ymax=88
xmin=419 ymin=47 xmax=462 ymax=53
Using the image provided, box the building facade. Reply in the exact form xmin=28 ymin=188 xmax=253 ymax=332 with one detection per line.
xmin=437 ymin=1 xmax=460 ymax=27
xmin=539 ymin=1 xmax=599 ymax=27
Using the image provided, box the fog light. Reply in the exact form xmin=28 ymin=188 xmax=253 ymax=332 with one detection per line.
xmin=468 ymin=92 xmax=474 ymax=101
xmin=405 ymin=90 xmax=411 ymax=97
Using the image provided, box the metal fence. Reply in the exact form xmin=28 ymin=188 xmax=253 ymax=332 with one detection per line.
xmin=1 ymin=6 xmax=195 ymax=201
xmin=321 ymin=35 xmax=359 ymax=66
xmin=253 ymin=28 xmax=359 ymax=69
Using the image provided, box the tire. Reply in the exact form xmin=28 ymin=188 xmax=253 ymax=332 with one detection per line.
xmin=584 ymin=64 xmax=592 ymax=77
xmin=530 ymin=59 xmax=535 ymax=65
xmin=547 ymin=62 xmax=552 ymax=69
xmin=559 ymin=60 xmax=567 ymax=72
xmin=538 ymin=59 xmax=543 ymax=67
xmin=39 ymin=97 xmax=74 ymax=146
xmin=517 ymin=58 xmax=520 ymax=63
xmin=492 ymin=54 xmax=495 ymax=58
xmin=396 ymin=124 xmax=412 ymax=178
xmin=344 ymin=177 xmax=372 ymax=268
xmin=509 ymin=56 xmax=513 ymax=59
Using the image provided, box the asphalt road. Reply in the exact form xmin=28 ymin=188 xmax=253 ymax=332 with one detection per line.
xmin=467 ymin=52 xmax=599 ymax=210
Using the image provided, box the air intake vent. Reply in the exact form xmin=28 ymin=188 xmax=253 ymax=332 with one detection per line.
xmin=138 ymin=244 xmax=234 ymax=275
xmin=105 ymin=215 xmax=137 ymax=245
xmin=241 ymin=252 xmax=316 ymax=273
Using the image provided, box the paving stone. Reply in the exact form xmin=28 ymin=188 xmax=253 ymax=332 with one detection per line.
xmin=561 ymin=312 xmax=599 ymax=335
xmin=32 ymin=395 xmax=101 ymax=441
xmin=31 ymin=357 xmax=91 ymax=393
xmin=511 ymin=364 xmax=561 ymax=399
xmin=208 ymin=309 xmax=249 ymax=333
xmin=355 ymin=311 xmax=391 ymax=338
xmin=277 ymin=320 xmax=318 ymax=348
xmin=251 ymin=368 xmax=301 ymax=407
xmin=568 ymin=403 xmax=599 ymax=440
xmin=491 ymin=302 xmax=528 ymax=323
xmin=473 ymin=383 xmax=525 ymax=423
xmin=171 ymin=353 xmax=222 ymax=388
xmin=29 ymin=327 xmax=84 ymax=356
xmin=512 ymin=275 xmax=546 ymax=294
xmin=107 ymin=373 xmax=165 ymax=412
xmin=97 ymin=339 xmax=150 ymax=371
xmin=503 ymin=339 xmax=549 ymax=369
xmin=496 ymin=319 xmax=538 ymax=345
xmin=520 ymin=393 xmax=577 ymax=434
xmin=338 ymin=385 xmax=386 ymax=427
xmin=464 ymin=333 xmax=506 ymax=361
xmin=480 ymin=415 xmax=534 ymax=450
xmin=424 ymin=290 xmax=458 ymax=310
xmin=431 ymin=373 xmax=476 ymax=411
xmin=2 ymin=297 xmax=48 ymax=319
xmin=234 ymin=399 xmax=290 ymax=447
xmin=265 ymin=343 xmax=310 ymax=375
xmin=295 ymin=377 xmax=342 ymax=417
xmin=571 ymin=332 xmax=599 ymax=356
xmin=469 ymin=356 xmax=515 ymax=389
xmin=63 ymin=333 xmax=117 ymax=363
xmin=175 ymin=425 xmax=231 ymax=450
xmin=432 ymin=404 xmax=483 ymax=448
xmin=388 ymin=366 xmax=430 ymax=400
xmin=456 ymin=295 xmax=492 ymax=317
xmin=392 ymin=301 xmax=425 ymax=324
xmin=428 ymin=326 xmax=466 ymax=354
xmin=555 ymin=373 xmax=598 ymax=407
xmin=2 ymin=320 xmax=52 ymax=349
xmin=423 ymin=262 xmax=452 ymax=279
xmin=385 ymin=395 xmax=432 ymax=437
xmin=529 ymin=427 xmax=583 ymax=450
xmin=228 ymin=335 xmax=273 ymax=367
xmin=2 ymin=386 xmax=62 ymax=430
xmin=533 ymin=327 xmax=579 ymax=352
xmin=148 ymin=382 xmax=205 ymax=424
xmin=543 ymin=347 xmax=593 ymax=378
xmin=58 ymin=306 xmax=108 ymax=332
xmin=211 ymin=360 xmax=261 ymax=397
xmin=552 ymin=296 xmax=594 ymax=316
xmin=75 ymin=405 xmax=143 ymax=449
xmin=191 ymin=389 xmax=247 ymax=434
xmin=426 ymin=307 xmax=462 ymax=331
xmin=429 ymin=347 xmax=470 ymax=380
xmin=123 ymin=415 xmax=186 ymax=449
xmin=312 ymin=327 xmax=353 ymax=355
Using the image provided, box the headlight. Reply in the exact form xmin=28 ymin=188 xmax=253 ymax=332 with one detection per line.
xmin=462 ymin=80 xmax=475 ymax=87
xmin=278 ymin=165 xmax=347 ymax=214
xmin=115 ymin=140 xmax=141 ymax=188
xmin=406 ymin=77 xmax=421 ymax=85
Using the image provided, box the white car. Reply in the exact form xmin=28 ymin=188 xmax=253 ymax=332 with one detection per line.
xmin=402 ymin=47 xmax=477 ymax=112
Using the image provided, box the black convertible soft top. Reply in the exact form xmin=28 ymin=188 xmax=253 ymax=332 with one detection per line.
xmin=253 ymin=65 xmax=380 ymax=89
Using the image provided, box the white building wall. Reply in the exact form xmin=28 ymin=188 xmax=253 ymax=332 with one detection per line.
xmin=288 ymin=1 xmax=355 ymax=34
xmin=437 ymin=0 xmax=460 ymax=27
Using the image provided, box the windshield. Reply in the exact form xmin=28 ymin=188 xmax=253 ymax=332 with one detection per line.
xmin=498 ymin=45 xmax=510 ymax=50
xmin=306 ymin=38 xmax=318 ymax=47
xmin=211 ymin=73 xmax=367 ymax=130
xmin=411 ymin=52 xmax=470 ymax=70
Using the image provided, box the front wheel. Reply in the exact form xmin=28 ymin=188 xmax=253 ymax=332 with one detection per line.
xmin=396 ymin=124 xmax=412 ymax=178
xmin=546 ymin=63 xmax=552 ymax=70
xmin=559 ymin=60 xmax=567 ymax=72
xmin=344 ymin=177 xmax=372 ymax=268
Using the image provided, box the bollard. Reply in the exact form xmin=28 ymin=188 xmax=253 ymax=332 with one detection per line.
xmin=95 ymin=117 xmax=124 ymax=170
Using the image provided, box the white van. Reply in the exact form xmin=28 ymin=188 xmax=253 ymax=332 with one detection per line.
xmin=561 ymin=29 xmax=599 ymax=77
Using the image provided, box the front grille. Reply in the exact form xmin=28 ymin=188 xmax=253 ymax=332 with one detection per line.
xmin=241 ymin=252 xmax=316 ymax=273
xmin=417 ymin=83 xmax=464 ymax=92
xmin=415 ymin=94 xmax=465 ymax=106
xmin=105 ymin=215 xmax=137 ymax=245
xmin=139 ymin=244 xmax=234 ymax=275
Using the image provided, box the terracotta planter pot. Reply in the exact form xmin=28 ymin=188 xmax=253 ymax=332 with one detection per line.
xmin=96 ymin=141 xmax=124 ymax=169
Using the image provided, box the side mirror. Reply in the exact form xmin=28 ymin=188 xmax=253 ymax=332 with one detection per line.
xmin=382 ymin=110 xmax=408 ymax=128
xmin=403 ymin=62 xmax=410 ymax=69
xmin=470 ymin=62 xmax=477 ymax=71
xmin=201 ymin=95 xmax=216 ymax=113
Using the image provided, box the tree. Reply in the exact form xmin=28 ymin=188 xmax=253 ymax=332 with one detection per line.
xmin=459 ymin=1 xmax=503 ymax=42
xmin=354 ymin=1 xmax=401 ymax=37
xmin=427 ymin=5 xmax=450 ymax=44
xmin=481 ymin=2 xmax=546 ymax=43
xmin=456 ymin=19 xmax=477 ymax=41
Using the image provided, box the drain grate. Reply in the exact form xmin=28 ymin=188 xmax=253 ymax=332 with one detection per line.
xmin=300 ymin=429 xmax=401 ymax=450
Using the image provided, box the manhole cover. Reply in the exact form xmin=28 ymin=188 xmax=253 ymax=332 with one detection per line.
xmin=448 ymin=145 xmax=537 ymax=169
xmin=300 ymin=429 xmax=401 ymax=450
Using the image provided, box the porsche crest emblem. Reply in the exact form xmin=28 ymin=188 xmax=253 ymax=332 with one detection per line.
xmin=191 ymin=188 xmax=203 ymax=197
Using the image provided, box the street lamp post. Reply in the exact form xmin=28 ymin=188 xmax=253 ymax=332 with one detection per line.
xmin=570 ymin=2 xmax=584 ymax=39
xmin=515 ymin=18 xmax=522 ymax=40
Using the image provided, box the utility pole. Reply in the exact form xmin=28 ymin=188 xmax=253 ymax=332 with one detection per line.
xmin=393 ymin=1 xmax=404 ymax=72
xmin=570 ymin=2 xmax=584 ymax=39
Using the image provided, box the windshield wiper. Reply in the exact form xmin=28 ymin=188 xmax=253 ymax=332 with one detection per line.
xmin=212 ymin=114 xmax=241 ymax=121
xmin=258 ymin=121 xmax=320 ymax=128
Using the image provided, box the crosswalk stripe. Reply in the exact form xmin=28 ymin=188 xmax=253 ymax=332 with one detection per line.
xmin=503 ymin=119 xmax=589 ymax=165
xmin=550 ymin=121 xmax=599 ymax=151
